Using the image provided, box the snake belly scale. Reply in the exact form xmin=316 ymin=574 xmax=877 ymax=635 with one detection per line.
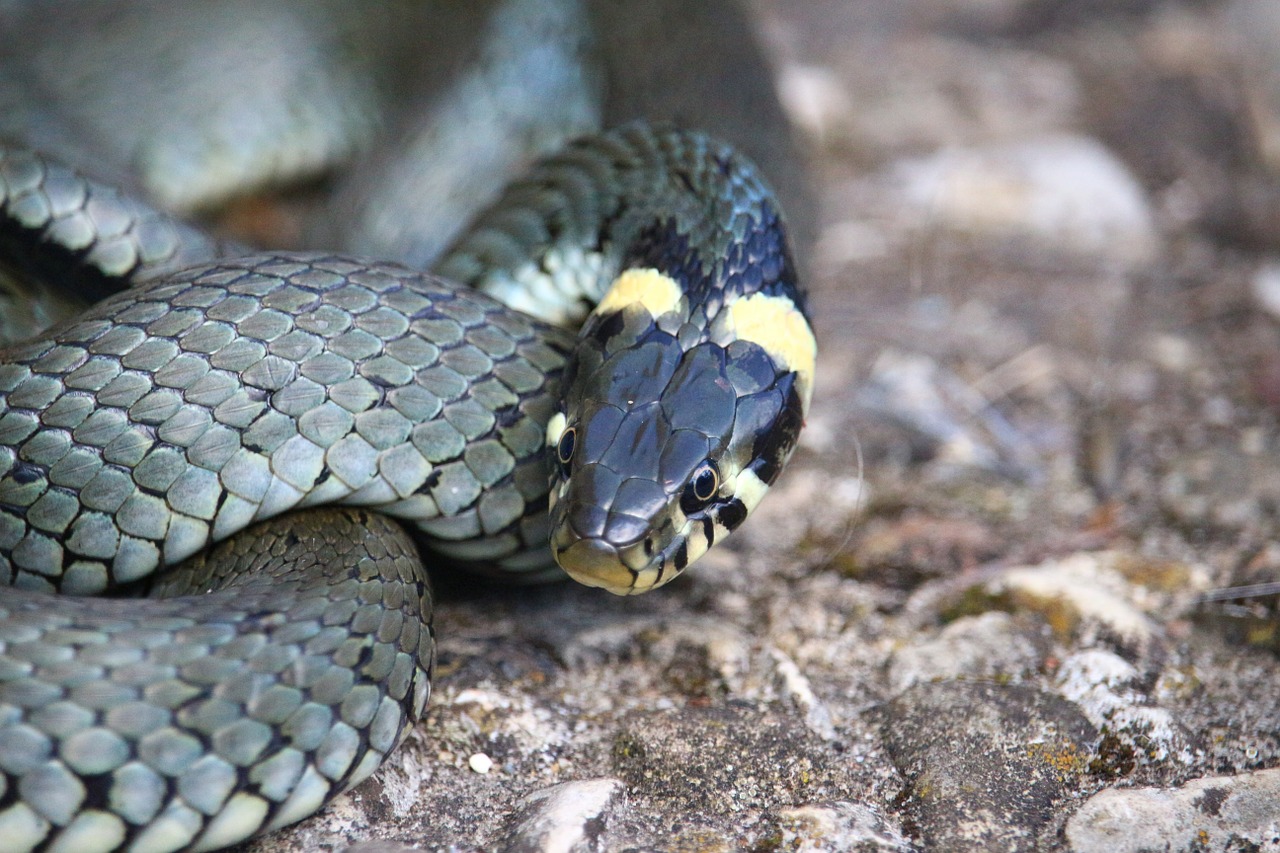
xmin=0 ymin=125 xmax=815 ymax=852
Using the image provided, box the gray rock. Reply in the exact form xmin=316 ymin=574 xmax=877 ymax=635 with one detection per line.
xmin=611 ymin=702 xmax=856 ymax=818
xmin=1226 ymin=0 xmax=1280 ymax=174
xmin=1251 ymin=260 xmax=1280 ymax=321
xmin=879 ymin=682 xmax=1097 ymax=851
xmin=887 ymin=611 xmax=1049 ymax=693
xmin=1065 ymin=768 xmax=1280 ymax=853
xmin=979 ymin=553 xmax=1178 ymax=655
xmin=503 ymin=779 xmax=625 ymax=853
xmin=773 ymin=801 xmax=917 ymax=852
xmin=883 ymin=135 xmax=1160 ymax=266
xmin=776 ymin=36 xmax=1081 ymax=160
xmin=1054 ymin=649 xmax=1198 ymax=769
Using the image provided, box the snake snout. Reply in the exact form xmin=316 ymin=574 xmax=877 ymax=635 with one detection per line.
xmin=549 ymin=467 xmax=662 ymax=595
xmin=552 ymin=528 xmax=644 ymax=594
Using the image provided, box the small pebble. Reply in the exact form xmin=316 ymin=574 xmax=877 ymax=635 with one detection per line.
xmin=468 ymin=753 xmax=493 ymax=774
xmin=1250 ymin=260 xmax=1280 ymax=319
xmin=504 ymin=778 xmax=625 ymax=853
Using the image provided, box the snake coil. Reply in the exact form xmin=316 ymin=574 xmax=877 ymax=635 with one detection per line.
xmin=0 ymin=124 xmax=814 ymax=852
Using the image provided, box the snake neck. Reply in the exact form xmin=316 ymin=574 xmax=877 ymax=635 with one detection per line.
xmin=435 ymin=123 xmax=805 ymax=328
xmin=437 ymin=122 xmax=814 ymax=413
xmin=440 ymin=123 xmax=816 ymax=594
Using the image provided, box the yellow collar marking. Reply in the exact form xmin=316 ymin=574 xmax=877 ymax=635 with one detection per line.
xmin=726 ymin=292 xmax=817 ymax=410
xmin=596 ymin=268 xmax=684 ymax=318
xmin=732 ymin=467 xmax=769 ymax=512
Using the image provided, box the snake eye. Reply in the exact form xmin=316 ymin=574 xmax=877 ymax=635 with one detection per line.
xmin=555 ymin=426 xmax=577 ymax=477
xmin=681 ymin=460 xmax=720 ymax=514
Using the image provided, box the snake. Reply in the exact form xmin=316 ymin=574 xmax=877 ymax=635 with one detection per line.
xmin=0 ymin=123 xmax=816 ymax=852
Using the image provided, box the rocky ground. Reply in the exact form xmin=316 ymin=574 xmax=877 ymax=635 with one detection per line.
xmin=239 ymin=1 xmax=1278 ymax=850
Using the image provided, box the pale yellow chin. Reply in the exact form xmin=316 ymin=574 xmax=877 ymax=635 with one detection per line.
xmin=552 ymin=533 xmax=663 ymax=596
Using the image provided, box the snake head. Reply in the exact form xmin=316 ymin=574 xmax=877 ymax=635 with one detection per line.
xmin=546 ymin=267 xmax=814 ymax=595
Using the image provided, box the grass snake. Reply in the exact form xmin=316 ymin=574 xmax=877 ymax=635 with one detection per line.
xmin=0 ymin=124 xmax=815 ymax=852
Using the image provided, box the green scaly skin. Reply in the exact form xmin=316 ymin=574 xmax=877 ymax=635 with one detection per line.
xmin=0 ymin=124 xmax=809 ymax=852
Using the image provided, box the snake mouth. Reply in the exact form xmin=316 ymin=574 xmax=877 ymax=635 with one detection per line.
xmin=551 ymin=530 xmax=660 ymax=595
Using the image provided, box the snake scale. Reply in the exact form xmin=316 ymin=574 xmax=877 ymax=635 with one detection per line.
xmin=0 ymin=124 xmax=815 ymax=851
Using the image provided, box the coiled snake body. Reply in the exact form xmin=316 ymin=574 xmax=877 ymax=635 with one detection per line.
xmin=0 ymin=125 xmax=815 ymax=852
